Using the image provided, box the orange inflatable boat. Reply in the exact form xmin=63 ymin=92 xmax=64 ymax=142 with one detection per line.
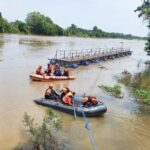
xmin=30 ymin=73 xmax=76 ymax=82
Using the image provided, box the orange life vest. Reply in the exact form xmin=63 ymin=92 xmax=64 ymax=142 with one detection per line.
xmin=36 ymin=67 xmax=42 ymax=75
xmin=63 ymin=92 xmax=72 ymax=105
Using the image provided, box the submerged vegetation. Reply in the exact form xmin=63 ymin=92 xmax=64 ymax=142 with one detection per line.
xmin=0 ymin=11 xmax=144 ymax=40
xmin=98 ymin=84 xmax=122 ymax=98
xmin=16 ymin=110 xmax=64 ymax=150
xmin=19 ymin=39 xmax=54 ymax=47
xmin=119 ymin=69 xmax=150 ymax=104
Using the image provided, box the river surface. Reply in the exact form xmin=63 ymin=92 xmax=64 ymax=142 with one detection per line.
xmin=0 ymin=34 xmax=150 ymax=150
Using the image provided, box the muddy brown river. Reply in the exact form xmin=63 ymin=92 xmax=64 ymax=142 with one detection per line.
xmin=0 ymin=34 xmax=150 ymax=150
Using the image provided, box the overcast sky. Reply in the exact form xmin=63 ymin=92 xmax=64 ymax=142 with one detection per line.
xmin=0 ymin=0 xmax=148 ymax=36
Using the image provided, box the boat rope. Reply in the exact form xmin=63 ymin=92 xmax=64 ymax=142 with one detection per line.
xmin=81 ymin=106 xmax=99 ymax=150
xmin=79 ymin=66 xmax=102 ymax=150
xmin=72 ymin=98 xmax=77 ymax=118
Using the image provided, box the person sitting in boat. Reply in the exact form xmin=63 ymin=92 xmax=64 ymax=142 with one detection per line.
xmin=45 ymin=64 xmax=51 ymax=75
xmin=60 ymin=87 xmax=74 ymax=99
xmin=60 ymin=87 xmax=68 ymax=99
xmin=55 ymin=67 xmax=62 ymax=76
xmin=36 ymin=65 xmax=43 ymax=75
xmin=83 ymin=96 xmax=98 ymax=107
xmin=45 ymin=84 xmax=59 ymax=100
xmin=62 ymin=92 xmax=73 ymax=105
xmin=63 ymin=68 xmax=70 ymax=76
xmin=53 ymin=64 xmax=59 ymax=75
xmin=91 ymin=96 xmax=98 ymax=106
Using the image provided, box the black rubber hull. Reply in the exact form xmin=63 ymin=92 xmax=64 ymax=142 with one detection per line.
xmin=34 ymin=98 xmax=107 ymax=117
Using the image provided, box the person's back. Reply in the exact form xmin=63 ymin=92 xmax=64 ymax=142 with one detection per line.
xmin=55 ymin=68 xmax=62 ymax=76
xmin=63 ymin=68 xmax=69 ymax=76
xmin=45 ymin=64 xmax=51 ymax=75
xmin=45 ymin=84 xmax=59 ymax=100
xmin=36 ymin=65 xmax=43 ymax=75
xmin=45 ymin=87 xmax=52 ymax=99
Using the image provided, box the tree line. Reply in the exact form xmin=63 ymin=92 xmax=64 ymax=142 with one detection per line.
xmin=0 ymin=11 xmax=144 ymax=40
xmin=135 ymin=0 xmax=150 ymax=55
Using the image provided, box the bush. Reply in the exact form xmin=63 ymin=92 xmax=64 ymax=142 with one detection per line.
xmin=135 ymin=89 xmax=150 ymax=104
xmin=118 ymin=70 xmax=132 ymax=85
xmin=16 ymin=110 xmax=64 ymax=150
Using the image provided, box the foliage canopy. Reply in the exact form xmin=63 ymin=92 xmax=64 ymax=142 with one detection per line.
xmin=0 ymin=11 xmax=144 ymax=40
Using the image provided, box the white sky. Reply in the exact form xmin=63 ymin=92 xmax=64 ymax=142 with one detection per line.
xmin=0 ymin=0 xmax=148 ymax=36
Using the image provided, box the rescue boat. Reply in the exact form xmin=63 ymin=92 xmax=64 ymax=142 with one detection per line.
xmin=30 ymin=73 xmax=76 ymax=82
xmin=34 ymin=96 xmax=107 ymax=117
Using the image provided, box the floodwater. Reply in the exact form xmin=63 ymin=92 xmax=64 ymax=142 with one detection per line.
xmin=0 ymin=34 xmax=150 ymax=150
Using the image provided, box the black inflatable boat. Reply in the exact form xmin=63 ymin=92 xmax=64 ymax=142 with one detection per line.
xmin=34 ymin=96 xmax=107 ymax=117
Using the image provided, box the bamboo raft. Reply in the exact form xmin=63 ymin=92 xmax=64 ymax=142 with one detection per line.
xmin=49 ymin=48 xmax=132 ymax=68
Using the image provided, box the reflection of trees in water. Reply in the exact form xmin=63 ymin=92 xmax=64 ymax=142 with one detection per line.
xmin=19 ymin=38 xmax=54 ymax=47
xmin=19 ymin=38 xmax=57 ymax=54
xmin=0 ymin=39 xmax=5 ymax=48
xmin=0 ymin=38 xmax=5 ymax=62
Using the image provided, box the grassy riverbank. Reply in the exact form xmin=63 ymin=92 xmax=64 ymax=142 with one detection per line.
xmin=119 ymin=70 xmax=150 ymax=104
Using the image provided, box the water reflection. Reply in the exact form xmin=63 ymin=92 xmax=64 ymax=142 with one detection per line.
xmin=0 ymin=40 xmax=4 ymax=48
xmin=19 ymin=38 xmax=54 ymax=47
xmin=0 ymin=36 xmax=4 ymax=62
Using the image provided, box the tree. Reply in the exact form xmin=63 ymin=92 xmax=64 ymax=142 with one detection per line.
xmin=26 ymin=12 xmax=61 ymax=35
xmin=14 ymin=20 xmax=29 ymax=34
xmin=0 ymin=12 xmax=4 ymax=32
xmin=135 ymin=0 xmax=150 ymax=55
xmin=93 ymin=26 xmax=98 ymax=32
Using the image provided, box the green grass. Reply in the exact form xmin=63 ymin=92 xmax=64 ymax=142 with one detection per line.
xmin=98 ymin=84 xmax=122 ymax=98
xmin=135 ymin=89 xmax=150 ymax=104
xmin=119 ymin=69 xmax=150 ymax=104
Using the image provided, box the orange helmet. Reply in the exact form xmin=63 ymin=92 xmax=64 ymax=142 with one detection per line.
xmin=83 ymin=97 xmax=88 ymax=103
xmin=91 ymin=97 xmax=97 ymax=103
xmin=49 ymin=84 xmax=54 ymax=88
xmin=67 ymin=92 xmax=73 ymax=97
